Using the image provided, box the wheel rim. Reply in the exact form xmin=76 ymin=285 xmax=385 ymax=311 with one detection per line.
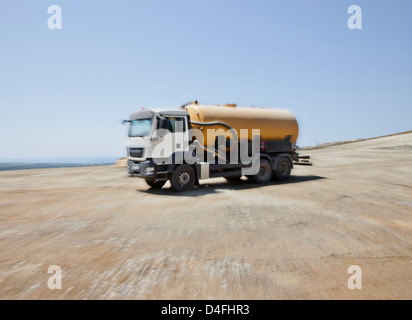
xmin=279 ymin=162 xmax=289 ymax=176
xmin=258 ymin=162 xmax=270 ymax=177
xmin=178 ymin=171 xmax=190 ymax=186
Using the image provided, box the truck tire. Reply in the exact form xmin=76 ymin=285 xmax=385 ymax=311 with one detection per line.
xmin=169 ymin=164 xmax=196 ymax=191
xmin=145 ymin=178 xmax=166 ymax=189
xmin=250 ymin=159 xmax=273 ymax=183
xmin=273 ymin=156 xmax=292 ymax=181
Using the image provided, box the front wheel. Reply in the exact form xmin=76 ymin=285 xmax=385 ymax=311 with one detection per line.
xmin=169 ymin=164 xmax=196 ymax=191
xmin=145 ymin=178 xmax=167 ymax=189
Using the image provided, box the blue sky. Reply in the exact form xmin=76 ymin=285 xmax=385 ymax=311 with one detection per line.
xmin=0 ymin=0 xmax=411 ymax=159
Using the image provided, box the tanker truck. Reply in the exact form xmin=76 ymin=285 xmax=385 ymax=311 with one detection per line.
xmin=125 ymin=101 xmax=310 ymax=191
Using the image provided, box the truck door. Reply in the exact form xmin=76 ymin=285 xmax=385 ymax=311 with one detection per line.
xmin=163 ymin=117 xmax=188 ymax=153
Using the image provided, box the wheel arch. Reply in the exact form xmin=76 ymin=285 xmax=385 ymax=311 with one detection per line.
xmin=260 ymin=153 xmax=273 ymax=168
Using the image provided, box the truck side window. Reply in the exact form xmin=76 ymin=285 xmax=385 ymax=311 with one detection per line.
xmin=160 ymin=117 xmax=186 ymax=133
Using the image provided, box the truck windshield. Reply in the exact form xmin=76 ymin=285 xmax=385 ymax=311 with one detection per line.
xmin=128 ymin=118 xmax=153 ymax=137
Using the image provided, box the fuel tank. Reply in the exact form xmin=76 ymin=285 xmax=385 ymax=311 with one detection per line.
xmin=185 ymin=103 xmax=299 ymax=147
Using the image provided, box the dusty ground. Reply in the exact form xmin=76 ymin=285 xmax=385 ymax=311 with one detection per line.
xmin=0 ymin=132 xmax=411 ymax=300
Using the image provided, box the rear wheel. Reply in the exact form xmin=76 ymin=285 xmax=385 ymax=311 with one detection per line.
xmin=145 ymin=178 xmax=166 ymax=189
xmin=169 ymin=164 xmax=196 ymax=191
xmin=273 ymin=157 xmax=292 ymax=181
xmin=250 ymin=159 xmax=273 ymax=183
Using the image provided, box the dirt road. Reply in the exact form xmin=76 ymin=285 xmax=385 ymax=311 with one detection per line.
xmin=0 ymin=132 xmax=411 ymax=299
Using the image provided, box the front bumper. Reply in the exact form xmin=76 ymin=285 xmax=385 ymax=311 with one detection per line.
xmin=128 ymin=159 xmax=156 ymax=177
xmin=128 ymin=159 xmax=171 ymax=179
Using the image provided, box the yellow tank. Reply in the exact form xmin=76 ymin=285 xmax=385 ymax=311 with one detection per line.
xmin=185 ymin=103 xmax=299 ymax=148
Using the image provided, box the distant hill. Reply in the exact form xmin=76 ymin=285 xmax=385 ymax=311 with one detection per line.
xmin=300 ymin=130 xmax=412 ymax=150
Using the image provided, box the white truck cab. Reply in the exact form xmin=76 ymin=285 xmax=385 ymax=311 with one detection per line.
xmin=126 ymin=109 xmax=190 ymax=178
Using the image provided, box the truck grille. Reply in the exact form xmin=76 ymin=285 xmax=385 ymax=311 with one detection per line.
xmin=129 ymin=147 xmax=144 ymax=158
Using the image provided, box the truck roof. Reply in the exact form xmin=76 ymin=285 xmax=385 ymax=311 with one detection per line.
xmin=158 ymin=110 xmax=189 ymax=117
xmin=129 ymin=109 xmax=188 ymax=120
